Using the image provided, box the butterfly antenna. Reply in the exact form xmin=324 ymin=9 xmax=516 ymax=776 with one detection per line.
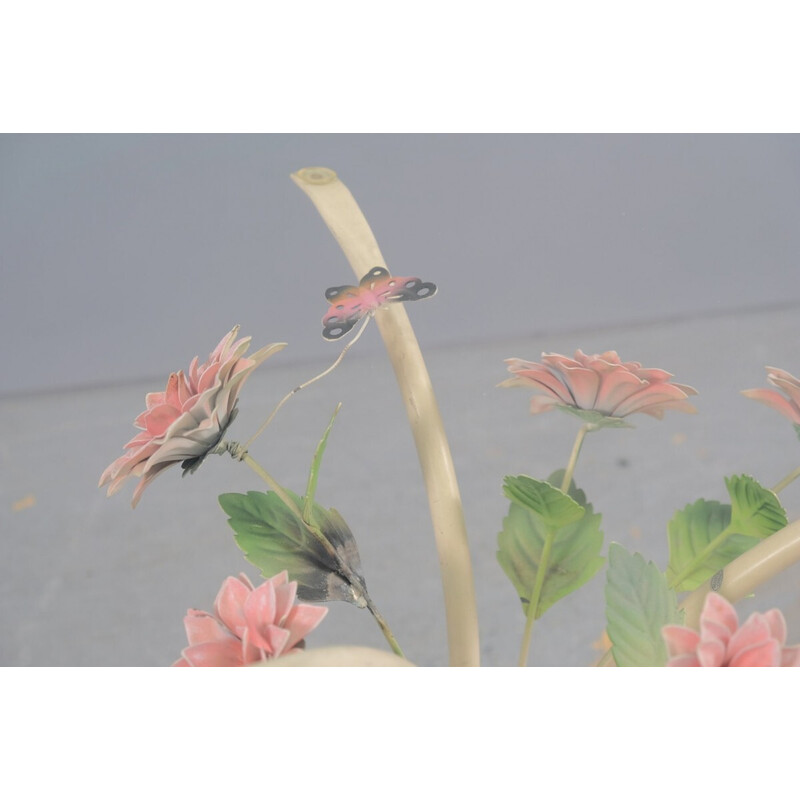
xmin=241 ymin=314 xmax=373 ymax=453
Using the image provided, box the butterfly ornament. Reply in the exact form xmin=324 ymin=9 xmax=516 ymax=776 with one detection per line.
xmin=321 ymin=267 xmax=437 ymax=340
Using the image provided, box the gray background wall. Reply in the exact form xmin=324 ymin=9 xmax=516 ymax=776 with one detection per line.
xmin=3 ymin=134 xmax=799 ymax=397
xmin=2 ymin=134 xmax=800 ymax=666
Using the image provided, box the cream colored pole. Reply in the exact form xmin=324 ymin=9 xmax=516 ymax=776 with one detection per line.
xmin=680 ymin=518 xmax=800 ymax=628
xmin=291 ymin=167 xmax=480 ymax=667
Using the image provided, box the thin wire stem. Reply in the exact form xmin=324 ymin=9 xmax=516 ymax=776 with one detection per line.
xmin=242 ymin=314 xmax=372 ymax=452
xmin=561 ymin=424 xmax=592 ymax=492
xmin=516 ymin=425 xmax=593 ymax=665
xmin=365 ymin=599 xmax=406 ymax=658
xmin=772 ymin=465 xmax=800 ymax=494
xmin=517 ymin=525 xmax=557 ymax=667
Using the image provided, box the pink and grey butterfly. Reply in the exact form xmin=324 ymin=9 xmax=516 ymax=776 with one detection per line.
xmin=321 ymin=267 xmax=437 ymax=340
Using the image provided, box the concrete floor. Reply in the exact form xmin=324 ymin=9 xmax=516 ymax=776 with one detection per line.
xmin=4 ymin=302 xmax=800 ymax=666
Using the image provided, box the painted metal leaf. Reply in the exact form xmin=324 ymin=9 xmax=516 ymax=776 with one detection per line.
xmin=605 ymin=544 xmax=683 ymax=667
xmin=666 ymin=499 xmax=739 ymax=590
xmin=725 ymin=474 xmax=787 ymax=539
xmin=219 ymin=489 xmax=368 ymax=607
xmin=502 ymin=474 xmax=585 ymax=529
xmin=497 ymin=474 xmax=604 ymax=618
xmin=666 ymin=476 xmax=787 ymax=591
xmin=556 ymin=405 xmax=634 ymax=429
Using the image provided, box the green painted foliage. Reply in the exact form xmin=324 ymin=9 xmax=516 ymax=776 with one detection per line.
xmin=502 ymin=474 xmax=585 ymax=529
xmin=219 ymin=489 xmax=368 ymax=607
xmin=666 ymin=499 xmax=745 ymax=590
xmin=725 ymin=474 xmax=787 ymax=539
xmin=605 ymin=544 xmax=683 ymax=667
xmin=497 ymin=474 xmax=604 ymax=619
xmin=556 ymin=406 xmax=634 ymax=429
xmin=666 ymin=475 xmax=787 ymax=591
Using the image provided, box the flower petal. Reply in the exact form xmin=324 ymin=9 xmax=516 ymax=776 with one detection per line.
xmin=184 ymin=609 xmax=231 ymax=646
xmin=699 ymin=619 xmax=734 ymax=649
xmin=100 ymin=330 xmax=283 ymax=505
xmin=662 ymin=625 xmax=700 ymax=657
xmin=666 ymin=654 xmax=702 ymax=667
xmin=528 ymin=395 xmax=564 ymax=414
xmin=503 ymin=350 xmax=696 ymax=421
xmin=741 ymin=388 xmax=800 ymax=425
xmin=767 ymin=369 xmax=800 ymax=406
xmin=593 ymin=370 xmax=646 ymax=415
xmin=136 ymin=404 xmax=182 ymax=436
xmin=272 ymin=579 xmax=298 ymax=627
xmin=283 ymin=604 xmax=329 ymax=651
xmin=700 ymin=593 xmax=739 ymax=641
xmin=728 ymin=639 xmax=781 ymax=667
xmin=181 ymin=638 xmax=245 ymax=667
xmin=780 ymin=646 xmax=800 ymax=667
xmin=503 ymin=359 xmax=575 ymax=405
xmin=556 ymin=365 xmax=601 ymax=409
xmin=214 ymin=575 xmax=252 ymax=636
xmin=727 ymin=614 xmax=774 ymax=663
xmin=762 ymin=608 xmax=788 ymax=646
xmin=611 ymin=383 xmax=696 ymax=418
xmin=244 ymin=578 xmax=278 ymax=631
xmin=248 ymin=623 xmax=292 ymax=657
xmin=173 ymin=569 xmax=325 ymax=666
xmin=697 ymin=639 xmax=726 ymax=667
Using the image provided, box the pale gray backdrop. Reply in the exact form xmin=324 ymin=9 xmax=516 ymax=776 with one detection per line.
xmin=4 ymin=134 xmax=800 ymax=396
xmin=2 ymin=134 xmax=800 ymax=666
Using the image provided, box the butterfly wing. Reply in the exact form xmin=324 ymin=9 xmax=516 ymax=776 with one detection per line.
xmin=322 ymin=267 xmax=437 ymax=340
xmin=382 ymin=276 xmax=437 ymax=303
xmin=322 ymin=283 xmax=368 ymax=340
xmin=324 ymin=284 xmax=359 ymax=302
xmin=359 ymin=266 xmax=437 ymax=305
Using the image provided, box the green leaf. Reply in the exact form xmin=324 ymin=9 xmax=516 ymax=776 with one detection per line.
xmin=605 ymin=543 xmax=683 ymax=667
xmin=219 ymin=489 xmax=368 ymax=607
xmin=794 ymin=423 xmax=800 ymax=443
xmin=303 ymin=403 xmax=342 ymax=524
xmin=547 ymin=469 xmax=586 ymax=503
xmin=726 ymin=474 xmax=787 ymax=539
xmin=497 ymin=475 xmax=604 ymax=618
xmin=666 ymin=499 xmax=743 ymax=590
xmin=555 ymin=405 xmax=634 ymax=429
xmin=666 ymin=476 xmax=787 ymax=591
xmin=503 ymin=475 xmax=585 ymax=529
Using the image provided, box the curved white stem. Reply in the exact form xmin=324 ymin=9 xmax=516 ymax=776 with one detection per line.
xmin=290 ymin=167 xmax=480 ymax=667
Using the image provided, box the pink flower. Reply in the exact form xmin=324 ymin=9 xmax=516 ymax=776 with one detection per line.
xmin=662 ymin=592 xmax=800 ymax=667
xmin=741 ymin=366 xmax=800 ymax=426
xmin=173 ymin=572 xmax=328 ymax=667
xmin=500 ymin=350 xmax=698 ymax=423
xmin=99 ymin=327 xmax=285 ymax=507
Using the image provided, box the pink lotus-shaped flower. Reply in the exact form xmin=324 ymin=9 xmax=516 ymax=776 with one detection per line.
xmin=500 ymin=349 xmax=697 ymax=425
xmin=662 ymin=592 xmax=800 ymax=667
xmin=173 ymin=571 xmax=328 ymax=667
xmin=741 ymin=366 xmax=800 ymax=427
xmin=100 ymin=327 xmax=285 ymax=507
